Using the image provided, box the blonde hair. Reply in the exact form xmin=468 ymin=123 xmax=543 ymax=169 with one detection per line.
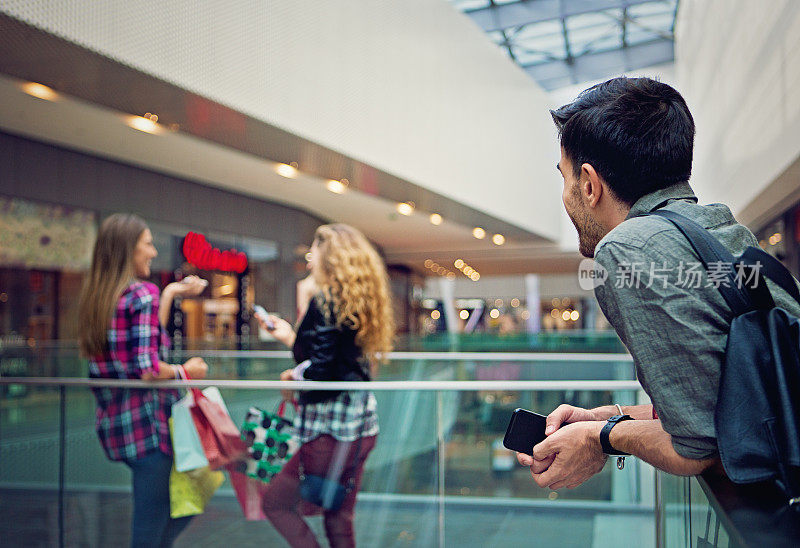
xmin=78 ymin=213 xmax=148 ymax=356
xmin=312 ymin=224 xmax=395 ymax=365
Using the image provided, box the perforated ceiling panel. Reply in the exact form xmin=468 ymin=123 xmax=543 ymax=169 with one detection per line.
xmin=0 ymin=0 xmax=562 ymax=240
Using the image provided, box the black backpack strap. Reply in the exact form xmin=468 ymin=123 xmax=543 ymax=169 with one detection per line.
xmin=647 ymin=210 xmax=753 ymax=315
xmin=739 ymin=247 xmax=800 ymax=306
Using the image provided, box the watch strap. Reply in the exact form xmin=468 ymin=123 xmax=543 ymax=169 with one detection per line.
xmin=600 ymin=414 xmax=633 ymax=455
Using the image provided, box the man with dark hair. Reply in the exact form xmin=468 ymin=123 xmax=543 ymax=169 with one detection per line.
xmin=516 ymin=77 xmax=800 ymax=489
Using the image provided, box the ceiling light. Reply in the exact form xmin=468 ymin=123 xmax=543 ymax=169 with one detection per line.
xmin=431 ymin=310 xmax=441 ymax=320
xmin=429 ymin=213 xmax=443 ymax=225
xmin=489 ymin=309 xmax=500 ymax=319
xmin=492 ymin=234 xmax=506 ymax=245
xmin=511 ymin=298 xmax=520 ymax=308
xmin=570 ymin=310 xmax=580 ymax=321
xmin=454 ymin=259 xmax=464 ymax=269
xmin=473 ymin=227 xmax=486 ymax=239
xmin=397 ymin=202 xmax=414 ymax=216
xmin=424 ymin=259 xmax=433 ymax=268
xmin=562 ymin=310 xmax=571 ymax=321
xmin=446 ymin=272 xmax=456 ymax=280
xmin=276 ymin=163 xmax=298 ymax=178
xmin=326 ymin=179 xmax=347 ymax=194
xmin=22 ymin=82 xmax=58 ymax=101
xmin=127 ymin=115 xmax=162 ymax=134
xmin=459 ymin=310 xmax=469 ymax=320
xmin=471 ymin=272 xmax=480 ymax=281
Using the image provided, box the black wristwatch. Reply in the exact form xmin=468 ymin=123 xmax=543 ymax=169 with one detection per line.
xmin=600 ymin=414 xmax=633 ymax=456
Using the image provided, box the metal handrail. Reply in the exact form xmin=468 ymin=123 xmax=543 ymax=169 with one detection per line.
xmin=168 ymin=350 xmax=633 ymax=362
xmin=0 ymin=377 xmax=642 ymax=392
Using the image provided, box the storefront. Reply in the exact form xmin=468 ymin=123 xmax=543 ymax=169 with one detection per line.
xmin=0 ymin=196 xmax=95 ymax=343
xmin=0 ymin=195 xmax=287 ymax=347
xmin=149 ymin=223 xmax=281 ymax=348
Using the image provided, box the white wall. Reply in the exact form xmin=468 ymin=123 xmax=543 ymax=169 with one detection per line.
xmin=0 ymin=0 xmax=563 ymax=239
xmin=675 ymin=0 xmax=800 ymax=226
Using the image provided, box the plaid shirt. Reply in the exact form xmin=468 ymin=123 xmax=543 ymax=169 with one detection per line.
xmin=295 ymin=391 xmax=379 ymax=443
xmin=88 ymin=281 xmax=178 ymax=461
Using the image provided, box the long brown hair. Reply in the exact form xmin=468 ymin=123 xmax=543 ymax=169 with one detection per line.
xmin=78 ymin=213 xmax=149 ymax=356
xmin=312 ymin=224 xmax=395 ymax=366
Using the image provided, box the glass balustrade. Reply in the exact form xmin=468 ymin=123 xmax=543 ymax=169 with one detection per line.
xmin=1 ymin=353 xmax=654 ymax=547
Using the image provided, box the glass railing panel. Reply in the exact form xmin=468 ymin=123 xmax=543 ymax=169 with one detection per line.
xmin=656 ymin=471 xmax=746 ymax=548
xmin=54 ymin=388 xmax=439 ymax=547
xmin=2 ymin=376 xmax=651 ymax=547
xmin=437 ymin=387 xmax=655 ymax=547
xmin=0 ymin=383 xmax=65 ymax=546
xmin=440 ymin=391 xmax=655 ymax=546
xmin=657 ymin=472 xmax=691 ymax=548
xmin=394 ymin=331 xmax=627 ymax=353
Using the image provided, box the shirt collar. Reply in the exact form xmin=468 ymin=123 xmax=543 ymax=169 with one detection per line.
xmin=625 ymin=182 xmax=698 ymax=219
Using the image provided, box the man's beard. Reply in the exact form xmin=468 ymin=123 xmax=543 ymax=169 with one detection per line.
xmin=567 ymin=206 xmax=605 ymax=258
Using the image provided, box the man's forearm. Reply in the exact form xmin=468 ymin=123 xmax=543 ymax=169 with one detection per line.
xmin=591 ymin=403 xmax=653 ymax=421
xmin=608 ymin=419 xmax=715 ymax=476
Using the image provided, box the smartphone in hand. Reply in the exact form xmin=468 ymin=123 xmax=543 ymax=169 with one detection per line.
xmin=503 ymin=408 xmax=548 ymax=456
xmin=253 ymin=304 xmax=275 ymax=330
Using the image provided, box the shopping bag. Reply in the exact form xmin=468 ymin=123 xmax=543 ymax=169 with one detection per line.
xmin=168 ymin=418 xmax=225 ymax=518
xmin=171 ymin=370 xmax=209 ymax=472
xmin=234 ymin=401 xmax=299 ymax=482
xmin=226 ymin=464 xmax=268 ymax=521
xmin=190 ymin=386 xmax=248 ymax=469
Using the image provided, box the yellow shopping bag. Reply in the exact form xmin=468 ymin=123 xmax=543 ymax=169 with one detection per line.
xmin=169 ymin=418 xmax=225 ymax=518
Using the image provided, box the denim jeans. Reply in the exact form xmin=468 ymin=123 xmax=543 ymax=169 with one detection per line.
xmin=124 ymin=451 xmax=193 ymax=548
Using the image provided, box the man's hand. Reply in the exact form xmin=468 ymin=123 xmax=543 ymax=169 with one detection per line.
xmin=525 ymin=421 xmax=607 ymax=490
xmin=279 ymin=368 xmax=296 ymax=402
xmin=544 ymin=404 xmax=598 ymax=435
xmin=515 ymin=404 xmax=598 ymax=474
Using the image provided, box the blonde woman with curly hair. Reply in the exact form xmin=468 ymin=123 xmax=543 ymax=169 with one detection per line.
xmin=257 ymin=223 xmax=394 ymax=548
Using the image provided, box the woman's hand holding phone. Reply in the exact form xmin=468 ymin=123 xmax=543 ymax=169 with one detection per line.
xmin=258 ymin=314 xmax=296 ymax=348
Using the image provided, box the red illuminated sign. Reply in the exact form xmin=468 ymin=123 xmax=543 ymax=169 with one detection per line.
xmin=182 ymin=232 xmax=248 ymax=273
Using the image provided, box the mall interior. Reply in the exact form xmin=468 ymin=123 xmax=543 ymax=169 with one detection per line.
xmin=1 ymin=1 xmax=799 ymax=546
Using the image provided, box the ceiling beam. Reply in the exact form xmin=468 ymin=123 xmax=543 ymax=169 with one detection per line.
xmin=466 ymin=0 xmax=662 ymax=33
xmin=524 ymin=38 xmax=674 ymax=91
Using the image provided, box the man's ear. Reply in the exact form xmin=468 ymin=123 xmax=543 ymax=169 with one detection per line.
xmin=580 ymin=163 xmax=604 ymax=208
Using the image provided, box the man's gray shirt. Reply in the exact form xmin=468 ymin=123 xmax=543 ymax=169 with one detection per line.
xmin=594 ymin=182 xmax=800 ymax=459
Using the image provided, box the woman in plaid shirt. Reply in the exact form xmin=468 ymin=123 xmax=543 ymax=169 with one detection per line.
xmin=257 ymin=224 xmax=395 ymax=548
xmin=78 ymin=213 xmax=208 ymax=548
